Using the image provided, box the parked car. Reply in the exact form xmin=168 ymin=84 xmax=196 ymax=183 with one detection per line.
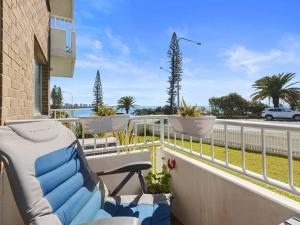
xmin=261 ymin=108 xmax=300 ymax=121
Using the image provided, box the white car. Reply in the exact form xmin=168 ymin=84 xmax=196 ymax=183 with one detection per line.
xmin=261 ymin=108 xmax=300 ymax=121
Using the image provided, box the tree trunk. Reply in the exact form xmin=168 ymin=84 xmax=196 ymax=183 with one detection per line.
xmin=273 ymin=97 xmax=280 ymax=108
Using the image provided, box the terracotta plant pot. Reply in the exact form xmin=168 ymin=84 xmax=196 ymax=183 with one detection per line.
xmin=168 ymin=115 xmax=216 ymax=138
xmin=80 ymin=115 xmax=130 ymax=134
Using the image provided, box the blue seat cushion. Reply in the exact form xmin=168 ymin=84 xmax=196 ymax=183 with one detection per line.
xmin=97 ymin=194 xmax=171 ymax=225
xmin=35 ymin=146 xmax=171 ymax=225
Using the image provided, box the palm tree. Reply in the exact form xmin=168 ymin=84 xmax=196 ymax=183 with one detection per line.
xmin=251 ymin=73 xmax=300 ymax=108
xmin=117 ymin=96 xmax=136 ymax=114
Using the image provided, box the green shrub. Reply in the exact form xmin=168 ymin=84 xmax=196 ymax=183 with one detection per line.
xmin=145 ymin=158 xmax=176 ymax=194
xmin=96 ymin=105 xmax=116 ymax=116
xmin=113 ymin=120 xmax=139 ymax=146
xmin=74 ymin=124 xmax=104 ymax=139
xmin=50 ymin=111 xmax=70 ymax=119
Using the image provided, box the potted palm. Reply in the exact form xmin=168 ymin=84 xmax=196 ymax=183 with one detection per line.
xmin=168 ymin=99 xmax=216 ymax=138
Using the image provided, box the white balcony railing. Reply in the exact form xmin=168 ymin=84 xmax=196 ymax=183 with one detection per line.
xmin=6 ymin=113 xmax=300 ymax=196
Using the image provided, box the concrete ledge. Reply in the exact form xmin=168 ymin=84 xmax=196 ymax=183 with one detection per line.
xmin=157 ymin=147 xmax=300 ymax=225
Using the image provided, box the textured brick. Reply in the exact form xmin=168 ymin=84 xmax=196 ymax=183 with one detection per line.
xmin=0 ymin=0 xmax=50 ymax=124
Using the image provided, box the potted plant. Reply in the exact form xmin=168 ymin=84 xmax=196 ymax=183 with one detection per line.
xmin=79 ymin=106 xmax=130 ymax=134
xmin=168 ymin=99 xmax=216 ymax=138
xmin=145 ymin=157 xmax=176 ymax=194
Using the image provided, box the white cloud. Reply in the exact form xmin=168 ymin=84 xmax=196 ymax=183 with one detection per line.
xmin=94 ymin=40 xmax=103 ymax=49
xmin=77 ymin=34 xmax=103 ymax=50
xmin=223 ymin=36 xmax=300 ymax=75
xmin=90 ymin=0 xmax=113 ymax=14
xmin=74 ymin=52 xmax=168 ymax=105
xmin=184 ymin=65 xmax=211 ymax=78
xmin=224 ymin=46 xmax=283 ymax=75
xmin=180 ymin=76 xmax=253 ymax=106
xmin=183 ymin=57 xmax=192 ymax=64
xmin=105 ymin=29 xmax=130 ymax=55
xmin=166 ymin=25 xmax=189 ymax=38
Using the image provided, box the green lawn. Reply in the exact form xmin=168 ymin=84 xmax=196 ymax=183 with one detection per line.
xmin=139 ymin=135 xmax=300 ymax=202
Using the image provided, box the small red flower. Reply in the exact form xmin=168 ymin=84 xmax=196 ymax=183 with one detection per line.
xmin=167 ymin=159 xmax=176 ymax=170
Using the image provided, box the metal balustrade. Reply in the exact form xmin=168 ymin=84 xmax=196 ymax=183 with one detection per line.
xmin=164 ymin=118 xmax=300 ymax=195
xmin=7 ymin=114 xmax=300 ymax=195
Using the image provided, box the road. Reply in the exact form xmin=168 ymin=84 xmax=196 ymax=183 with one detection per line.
xmin=233 ymin=119 xmax=300 ymax=125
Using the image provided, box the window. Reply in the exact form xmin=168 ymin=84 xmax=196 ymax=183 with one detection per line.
xmin=34 ymin=60 xmax=42 ymax=115
xmin=268 ymin=108 xmax=282 ymax=112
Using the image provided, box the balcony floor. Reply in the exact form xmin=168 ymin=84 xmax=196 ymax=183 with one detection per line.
xmin=172 ymin=214 xmax=183 ymax=225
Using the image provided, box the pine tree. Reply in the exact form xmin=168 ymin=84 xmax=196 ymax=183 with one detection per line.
xmin=50 ymin=85 xmax=57 ymax=109
xmin=167 ymin=32 xmax=183 ymax=114
xmin=56 ymin=87 xmax=63 ymax=109
xmin=50 ymin=85 xmax=63 ymax=109
xmin=93 ymin=70 xmax=103 ymax=110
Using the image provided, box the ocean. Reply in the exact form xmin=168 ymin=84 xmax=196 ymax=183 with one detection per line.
xmin=71 ymin=106 xmax=157 ymax=117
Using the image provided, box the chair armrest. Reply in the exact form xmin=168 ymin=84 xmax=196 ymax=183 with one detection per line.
xmin=80 ymin=217 xmax=139 ymax=225
xmin=96 ymin=161 xmax=151 ymax=176
xmin=279 ymin=214 xmax=300 ymax=225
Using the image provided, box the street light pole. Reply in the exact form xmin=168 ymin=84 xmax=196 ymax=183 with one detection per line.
xmin=177 ymin=37 xmax=202 ymax=46
xmin=160 ymin=67 xmax=175 ymax=113
xmin=63 ymin=91 xmax=74 ymax=107
xmin=176 ymin=37 xmax=201 ymax=108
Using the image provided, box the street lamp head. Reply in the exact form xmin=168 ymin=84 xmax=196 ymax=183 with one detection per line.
xmin=160 ymin=67 xmax=171 ymax=73
xmin=177 ymin=37 xmax=202 ymax=46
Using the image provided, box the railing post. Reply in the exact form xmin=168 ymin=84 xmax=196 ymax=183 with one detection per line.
xmin=199 ymin=137 xmax=203 ymax=158
xmin=160 ymin=118 xmax=165 ymax=149
xmin=144 ymin=119 xmax=147 ymax=144
xmin=134 ymin=119 xmax=138 ymax=146
xmin=287 ymin=131 xmax=294 ymax=188
xmin=181 ymin=134 xmax=184 ymax=151
xmin=190 ymin=136 xmax=193 ymax=154
xmin=211 ymin=132 xmax=214 ymax=161
xmin=224 ymin=124 xmax=228 ymax=166
xmin=167 ymin=121 xmax=170 ymax=143
xmin=241 ymin=126 xmax=246 ymax=172
xmin=125 ymin=125 xmax=129 ymax=152
xmin=174 ymin=133 xmax=176 ymax=147
xmin=82 ymin=125 xmax=85 ymax=151
xmin=261 ymin=128 xmax=266 ymax=179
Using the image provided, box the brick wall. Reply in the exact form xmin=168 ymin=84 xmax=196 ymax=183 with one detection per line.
xmin=0 ymin=0 xmax=50 ymax=124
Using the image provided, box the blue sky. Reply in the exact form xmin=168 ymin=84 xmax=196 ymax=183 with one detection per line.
xmin=51 ymin=0 xmax=300 ymax=106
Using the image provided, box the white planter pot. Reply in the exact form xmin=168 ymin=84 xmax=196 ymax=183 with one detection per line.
xmin=168 ymin=115 xmax=216 ymax=138
xmin=80 ymin=115 xmax=130 ymax=134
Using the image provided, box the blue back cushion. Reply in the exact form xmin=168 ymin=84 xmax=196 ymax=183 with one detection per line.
xmin=35 ymin=144 xmax=101 ymax=225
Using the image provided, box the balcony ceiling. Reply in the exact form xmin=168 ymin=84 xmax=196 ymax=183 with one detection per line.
xmin=49 ymin=0 xmax=73 ymax=19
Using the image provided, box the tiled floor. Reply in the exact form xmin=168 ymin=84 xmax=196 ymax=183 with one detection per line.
xmin=172 ymin=214 xmax=183 ymax=225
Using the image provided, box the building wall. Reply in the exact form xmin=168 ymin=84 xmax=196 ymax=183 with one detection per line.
xmin=157 ymin=148 xmax=300 ymax=225
xmin=0 ymin=0 xmax=50 ymax=124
